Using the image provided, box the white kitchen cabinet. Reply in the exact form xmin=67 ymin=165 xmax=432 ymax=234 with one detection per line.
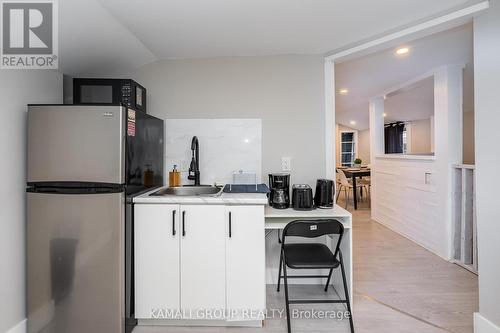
xmin=225 ymin=206 xmax=266 ymax=320
xmin=180 ymin=205 xmax=226 ymax=314
xmin=134 ymin=202 xmax=265 ymax=324
xmin=135 ymin=204 xmax=180 ymax=319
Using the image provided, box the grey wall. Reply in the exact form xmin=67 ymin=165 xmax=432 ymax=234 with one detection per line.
xmin=133 ymin=55 xmax=326 ymax=186
xmin=474 ymin=1 xmax=500 ymax=329
xmin=0 ymin=71 xmax=62 ymax=333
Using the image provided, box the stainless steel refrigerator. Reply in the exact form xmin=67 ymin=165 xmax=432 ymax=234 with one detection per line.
xmin=26 ymin=105 xmax=164 ymax=333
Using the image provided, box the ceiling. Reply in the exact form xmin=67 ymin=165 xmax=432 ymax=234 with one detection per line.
xmin=58 ymin=0 xmax=481 ymax=75
xmin=335 ymin=23 xmax=474 ymax=130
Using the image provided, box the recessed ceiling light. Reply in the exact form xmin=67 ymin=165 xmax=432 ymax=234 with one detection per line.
xmin=339 ymin=89 xmax=349 ymax=95
xmin=350 ymin=120 xmax=356 ymax=126
xmin=396 ymin=47 xmax=410 ymax=55
xmin=383 ymin=113 xmax=387 ymax=117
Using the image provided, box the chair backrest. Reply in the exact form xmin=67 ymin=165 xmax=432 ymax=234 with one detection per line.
xmin=282 ymin=219 xmax=344 ymax=259
xmin=337 ymin=169 xmax=351 ymax=186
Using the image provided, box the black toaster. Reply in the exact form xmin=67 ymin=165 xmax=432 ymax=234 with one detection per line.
xmin=291 ymin=184 xmax=315 ymax=210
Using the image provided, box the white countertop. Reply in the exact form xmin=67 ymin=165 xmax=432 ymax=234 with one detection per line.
xmin=133 ymin=186 xmax=268 ymax=205
xmin=265 ymin=205 xmax=351 ymax=218
xmin=264 ymin=205 xmax=352 ymax=229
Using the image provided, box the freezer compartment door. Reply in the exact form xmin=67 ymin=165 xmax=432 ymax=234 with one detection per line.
xmin=27 ymin=105 xmax=125 ymax=184
xmin=27 ymin=191 xmax=125 ymax=333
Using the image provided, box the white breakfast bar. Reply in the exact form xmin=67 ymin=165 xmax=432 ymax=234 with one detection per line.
xmin=264 ymin=205 xmax=352 ymax=303
xmin=133 ymin=188 xmax=352 ymax=327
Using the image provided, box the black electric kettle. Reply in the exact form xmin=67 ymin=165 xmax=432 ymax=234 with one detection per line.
xmin=314 ymin=179 xmax=334 ymax=208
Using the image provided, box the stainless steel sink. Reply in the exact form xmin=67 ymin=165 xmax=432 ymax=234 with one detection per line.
xmin=151 ymin=186 xmax=223 ymax=196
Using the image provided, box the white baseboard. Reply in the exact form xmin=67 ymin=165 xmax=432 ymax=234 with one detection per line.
xmin=475 ymin=313 xmax=500 ymax=333
xmin=371 ymin=216 xmax=450 ymax=261
xmin=6 ymin=319 xmax=26 ymax=333
xmin=138 ymin=319 xmax=262 ymax=327
xmin=28 ymin=300 xmax=55 ymax=333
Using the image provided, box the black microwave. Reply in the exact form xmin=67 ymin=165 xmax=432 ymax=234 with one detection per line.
xmin=73 ymin=78 xmax=147 ymax=113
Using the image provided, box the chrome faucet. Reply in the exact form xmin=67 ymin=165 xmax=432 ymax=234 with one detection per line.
xmin=188 ymin=136 xmax=200 ymax=185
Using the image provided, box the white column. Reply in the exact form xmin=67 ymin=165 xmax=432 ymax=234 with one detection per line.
xmin=369 ymin=96 xmax=384 ymax=220
xmin=324 ymin=59 xmax=335 ymax=180
xmin=474 ymin=1 xmax=500 ymax=331
xmin=434 ymin=65 xmax=464 ymax=259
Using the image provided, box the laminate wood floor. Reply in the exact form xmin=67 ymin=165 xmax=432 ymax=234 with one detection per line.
xmin=134 ymin=197 xmax=478 ymax=333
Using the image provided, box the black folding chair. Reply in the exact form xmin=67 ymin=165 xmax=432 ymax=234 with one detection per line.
xmin=277 ymin=219 xmax=354 ymax=333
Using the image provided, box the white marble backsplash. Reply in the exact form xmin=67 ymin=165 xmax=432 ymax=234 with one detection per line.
xmin=165 ymin=119 xmax=262 ymax=186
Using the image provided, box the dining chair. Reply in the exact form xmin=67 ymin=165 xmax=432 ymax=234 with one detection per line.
xmin=358 ymin=177 xmax=371 ymax=204
xmin=336 ymin=169 xmax=366 ymax=209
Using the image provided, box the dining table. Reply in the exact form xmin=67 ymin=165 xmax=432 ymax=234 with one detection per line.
xmin=338 ymin=167 xmax=371 ymax=210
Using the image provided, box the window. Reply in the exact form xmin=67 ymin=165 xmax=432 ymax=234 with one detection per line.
xmin=340 ymin=131 xmax=356 ymax=167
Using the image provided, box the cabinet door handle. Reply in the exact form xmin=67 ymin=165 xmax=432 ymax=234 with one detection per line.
xmin=172 ymin=210 xmax=176 ymax=236
xmin=229 ymin=211 xmax=232 ymax=238
xmin=182 ymin=211 xmax=186 ymax=237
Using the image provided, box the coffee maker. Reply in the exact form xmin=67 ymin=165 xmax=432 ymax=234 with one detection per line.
xmin=268 ymin=173 xmax=290 ymax=209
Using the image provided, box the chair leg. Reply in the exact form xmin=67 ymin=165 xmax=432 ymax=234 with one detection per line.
xmin=368 ymin=186 xmax=371 ymax=208
xmin=345 ymin=189 xmax=349 ymax=209
xmin=277 ymin=249 xmax=283 ymax=292
xmin=340 ymin=251 xmax=355 ymax=333
xmin=324 ymin=267 xmax=334 ymax=292
xmin=336 ymin=185 xmax=342 ymax=203
xmin=283 ymin=262 xmax=292 ymax=333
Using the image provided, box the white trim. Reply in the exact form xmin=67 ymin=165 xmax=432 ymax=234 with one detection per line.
xmin=453 ymin=163 xmax=475 ymax=169
xmin=475 ymin=313 xmax=500 ymax=333
xmin=5 ymin=319 xmax=26 ymax=333
xmin=372 ymin=217 xmax=449 ymax=261
xmin=373 ymin=64 xmax=466 ymax=100
xmin=138 ymin=319 xmax=262 ymax=327
xmin=28 ymin=300 xmax=55 ymax=333
xmin=324 ymin=59 xmax=335 ymax=180
xmin=375 ymin=154 xmax=435 ymax=161
xmin=325 ymin=1 xmax=489 ymax=62
xmin=322 ymin=1 xmax=488 ymax=189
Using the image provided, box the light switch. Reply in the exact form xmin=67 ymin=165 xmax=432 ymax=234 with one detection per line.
xmin=425 ymin=172 xmax=432 ymax=184
xmin=281 ymin=157 xmax=291 ymax=171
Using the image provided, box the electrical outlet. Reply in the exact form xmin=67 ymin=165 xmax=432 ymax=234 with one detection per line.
xmin=281 ymin=157 xmax=291 ymax=171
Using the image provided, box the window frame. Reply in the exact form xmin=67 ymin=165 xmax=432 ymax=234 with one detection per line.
xmin=339 ymin=130 xmax=358 ymax=167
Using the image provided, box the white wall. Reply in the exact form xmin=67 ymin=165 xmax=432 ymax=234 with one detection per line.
xmin=165 ymin=119 xmax=262 ymax=185
xmin=369 ymin=65 xmax=463 ymax=259
xmin=133 ymin=55 xmax=325 ymax=186
xmin=358 ymin=129 xmax=371 ymax=164
xmin=0 ymin=71 xmax=63 ymax=333
xmin=474 ymin=1 xmax=500 ymax=331
xmin=407 ymin=118 xmax=432 ymax=154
